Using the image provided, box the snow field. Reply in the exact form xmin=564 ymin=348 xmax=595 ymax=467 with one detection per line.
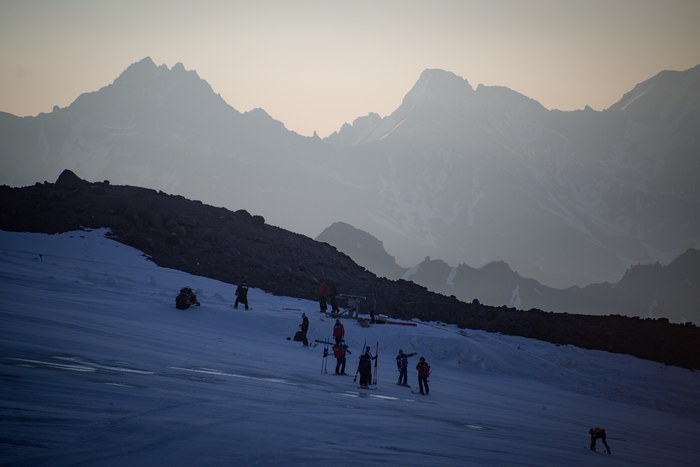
xmin=1 ymin=229 xmax=699 ymax=466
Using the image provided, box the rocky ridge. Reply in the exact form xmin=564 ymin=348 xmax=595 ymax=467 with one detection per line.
xmin=1 ymin=170 xmax=699 ymax=370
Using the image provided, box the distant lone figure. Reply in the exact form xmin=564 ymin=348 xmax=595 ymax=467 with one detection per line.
xmin=589 ymin=427 xmax=611 ymax=454
xmin=368 ymin=291 xmax=377 ymax=323
xmin=300 ymin=313 xmax=310 ymax=347
xmin=234 ymin=281 xmax=249 ymax=310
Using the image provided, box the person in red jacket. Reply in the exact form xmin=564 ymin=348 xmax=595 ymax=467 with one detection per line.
xmin=416 ymin=357 xmax=431 ymax=395
xmin=333 ymin=340 xmax=351 ymax=375
xmin=332 ymin=319 xmax=345 ymax=344
xmin=318 ymin=280 xmax=328 ymax=313
xmin=589 ymin=427 xmax=611 ymax=454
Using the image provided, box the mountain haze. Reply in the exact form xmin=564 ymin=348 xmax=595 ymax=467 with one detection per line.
xmin=1 ymin=58 xmax=699 ymax=288
xmin=317 ymin=221 xmax=700 ymax=325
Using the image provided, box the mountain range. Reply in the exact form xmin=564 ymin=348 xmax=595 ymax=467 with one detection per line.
xmin=2 ymin=57 xmax=699 ymax=289
xmin=316 ymin=221 xmax=700 ymax=325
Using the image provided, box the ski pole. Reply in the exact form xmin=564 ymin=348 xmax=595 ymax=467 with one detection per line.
xmin=373 ymin=340 xmax=379 ymax=385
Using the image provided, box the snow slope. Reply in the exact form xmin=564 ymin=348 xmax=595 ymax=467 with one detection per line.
xmin=1 ymin=229 xmax=699 ymax=466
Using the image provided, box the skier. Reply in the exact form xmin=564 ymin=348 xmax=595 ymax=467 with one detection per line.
xmin=319 ymin=280 xmax=328 ymax=313
xmin=234 ymin=281 xmax=249 ymax=310
xmin=396 ymin=349 xmax=417 ymax=386
xmin=332 ymin=319 xmax=345 ymax=344
xmin=356 ymin=346 xmax=376 ymax=388
xmin=333 ymin=340 xmax=351 ymax=375
xmin=300 ymin=313 xmax=310 ymax=347
xmin=416 ymin=357 xmax=431 ymax=395
xmin=589 ymin=427 xmax=611 ymax=454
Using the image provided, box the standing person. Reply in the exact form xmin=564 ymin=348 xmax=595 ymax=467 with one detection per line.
xmin=355 ymin=346 xmax=376 ymax=388
xmin=318 ymin=280 xmax=328 ymax=313
xmin=333 ymin=340 xmax=351 ymax=375
xmin=416 ymin=357 xmax=431 ymax=395
xmin=332 ymin=319 xmax=345 ymax=344
xmin=589 ymin=427 xmax=612 ymax=454
xmin=300 ymin=313 xmax=310 ymax=347
xmin=396 ymin=349 xmax=417 ymax=386
xmin=234 ymin=281 xmax=249 ymax=310
xmin=329 ymin=281 xmax=340 ymax=314
xmin=368 ymin=291 xmax=377 ymax=323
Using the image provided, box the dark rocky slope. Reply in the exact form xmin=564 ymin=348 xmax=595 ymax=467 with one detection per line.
xmin=2 ymin=170 xmax=698 ymax=370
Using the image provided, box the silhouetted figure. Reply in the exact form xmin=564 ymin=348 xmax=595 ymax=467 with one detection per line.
xmin=355 ymin=346 xmax=376 ymax=388
xmin=333 ymin=319 xmax=345 ymax=344
xmin=234 ymin=281 xmax=249 ymax=310
xmin=396 ymin=349 xmax=417 ymax=386
xmin=319 ymin=280 xmax=328 ymax=313
xmin=589 ymin=427 xmax=611 ymax=454
xmin=329 ymin=282 xmax=340 ymax=314
xmin=416 ymin=357 xmax=431 ymax=395
xmin=368 ymin=291 xmax=377 ymax=323
xmin=300 ymin=313 xmax=309 ymax=347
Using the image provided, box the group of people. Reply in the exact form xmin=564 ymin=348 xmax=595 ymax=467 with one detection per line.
xmin=318 ymin=279 xmax=339 ymax=314
xmin=396 ymin=349 xmax=430 ymax=394
xmin=297 ymin=311 xmax=432 ymax=393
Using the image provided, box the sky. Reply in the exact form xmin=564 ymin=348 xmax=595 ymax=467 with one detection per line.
xmin=2 ymin=228 xmax=700 ymax=466
xmin=1 ymin=0 xmax=700 ymax=137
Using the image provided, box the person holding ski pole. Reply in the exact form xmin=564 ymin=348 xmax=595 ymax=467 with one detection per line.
xmin=589 ymin=427 xmax=612 ymax=454
xmin=396 ymin=349 xmax=417 ymax=386
xmin=355 ymin=346 xmax=376 ymax=388
xmin=416 ymin=356 xmax=431 ymax=395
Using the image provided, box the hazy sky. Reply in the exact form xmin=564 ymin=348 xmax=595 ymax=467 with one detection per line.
xmin=1 ymin=0 xmax=699 ymax=137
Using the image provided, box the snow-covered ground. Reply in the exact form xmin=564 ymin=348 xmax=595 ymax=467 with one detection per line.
xmin=1 ymin=229 xmax=699 ymax=466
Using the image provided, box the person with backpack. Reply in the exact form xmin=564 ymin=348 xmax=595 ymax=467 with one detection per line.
xmin=300 ymin=313 xmax=310 ymax=347
xmin=589 ymin=427 xmax=612 ymax=454
xmin=396 ymin=349 xmax=417 ymax=386
xmin=333 ymin=340 xmax=351 ymax=375
xmin=234 ymin=281 xmax=249 ymax=310
xmin=332 ymin=319 xmax=345 ymax=344
xmin=355 ymin=346 xmax=376 ymax=388
xmin=416 ymin=356 xmax=431 ymax=395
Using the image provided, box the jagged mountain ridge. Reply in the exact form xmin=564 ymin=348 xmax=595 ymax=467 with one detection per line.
xmin=317 ymin=221 xmax=700 ymax=325
xmin=321 ymin=65 xmax=700 ymax=287
xmin=1 ymin=58 xmax=699 ymax=288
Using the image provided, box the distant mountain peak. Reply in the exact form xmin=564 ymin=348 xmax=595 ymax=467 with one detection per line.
xmin=114 ymin=56 xmax=159 ymax=83
xmin=400 ymin=68 xmax=474 ymax=112
xmin=607 ymin=64 xmax=700 ymax=121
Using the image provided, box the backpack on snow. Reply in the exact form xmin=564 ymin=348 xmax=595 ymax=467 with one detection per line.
xmin=293 ymin=330 xmax=304 ymax=341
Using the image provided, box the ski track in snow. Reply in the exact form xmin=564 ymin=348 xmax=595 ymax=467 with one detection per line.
xmin=1 ymin=228 xmax=699 ymax=467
